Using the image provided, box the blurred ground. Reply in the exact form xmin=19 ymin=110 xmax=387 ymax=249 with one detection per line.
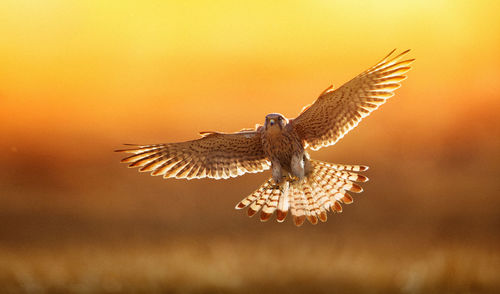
xmin=1 ymin=1 xmax=500 ymax=293
xmin=1 ymin=234 xmax=499 ymax=293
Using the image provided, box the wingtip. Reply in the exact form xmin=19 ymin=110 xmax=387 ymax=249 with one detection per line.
xmin=386 ymin=48 xmax=397 ymax=58
xmin=400 ymin=48 xmax=411 ymax=55
xmin=114 ymin=143 xmax=146 ymax=153
xmin=115 ymin=144 xmax=134 ymax=152
xmin=389 ymin=49 xmax=412 ymax=62
xmin=379 ymin=49 xmax=412 ymax=66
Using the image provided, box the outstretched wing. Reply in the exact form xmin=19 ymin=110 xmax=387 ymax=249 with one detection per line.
xmin=116 ymin=130 xmax=270 ymax=180
xmin=292 ymin=49 xmax=414 ymax=151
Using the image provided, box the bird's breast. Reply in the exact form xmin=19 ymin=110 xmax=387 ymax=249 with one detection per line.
xmin=262 ymin=128 xmax=303 ymax=171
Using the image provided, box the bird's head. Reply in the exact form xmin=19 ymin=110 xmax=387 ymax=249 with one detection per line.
xmin=265 ymin=113 xmax=288 ymax=132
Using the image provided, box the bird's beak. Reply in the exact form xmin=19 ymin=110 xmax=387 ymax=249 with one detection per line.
xmin=269 ymin=119 xmax=275 ymax=126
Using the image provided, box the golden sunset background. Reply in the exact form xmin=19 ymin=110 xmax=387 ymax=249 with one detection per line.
xmin=1 ymin=1 xmax=500 ymax=293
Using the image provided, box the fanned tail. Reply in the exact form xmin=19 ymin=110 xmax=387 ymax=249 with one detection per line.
xmin=235 ymin=160 xmax=369 ymax=226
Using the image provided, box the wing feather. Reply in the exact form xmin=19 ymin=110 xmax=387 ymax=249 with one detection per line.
xmin=116 ymin=130 xmax=270 ymax=180
xmin=292 ymin=49 xmax=414 ymax=150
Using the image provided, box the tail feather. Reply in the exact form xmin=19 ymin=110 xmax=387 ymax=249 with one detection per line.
xmin=260 ymin=188 xmax=280 ymax=222
xmin=303 ymin=184 xmax=318 ymax=225
xmin=248 ymin=188 xmax=271 ymax=217
xmin=314 ymin=160 xmax=369 ymax=172
xmin=235 ymin=179 xmax=272 ymax=209
xmin=234 ymin=179 xmax=274 ymax=216
xmin=335 ymin=190 xmax=354 ymax=204
xmin=290 ymin=185 xmax=307 ymax=226
xmin=236 ymin=160 xmax=368 ymax=226
xmin=309 ymin=179 xmax=329 ymax=222
xmin=310 ymin=179 xmax=331 ymax=211
xmin=332 ymin=200 xmax=343 ymax=212
xmin=331 ymin=170 xmax=369 ymax=183
xmin=311 ymin=164 xmax=364 ymax=194
xmin=276 ymin=183 xmax=289 ymax=222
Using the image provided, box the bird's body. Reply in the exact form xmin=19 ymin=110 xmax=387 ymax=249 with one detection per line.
xmin=260 ymin=114 xmax=308 ymax=183
xmin=117 ymin=49 xmax=414 ymax=226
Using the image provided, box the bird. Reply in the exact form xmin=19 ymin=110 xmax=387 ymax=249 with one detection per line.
xmin=116 ymin=49 xmax=414 ymax=226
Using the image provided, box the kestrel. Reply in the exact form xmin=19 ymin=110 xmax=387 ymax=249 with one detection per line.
xmin=116 ymin=49 xmax=414 ymax=226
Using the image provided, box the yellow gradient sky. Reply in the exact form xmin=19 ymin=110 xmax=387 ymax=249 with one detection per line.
xmin=1 ymin=0 xmax=499 ymax=157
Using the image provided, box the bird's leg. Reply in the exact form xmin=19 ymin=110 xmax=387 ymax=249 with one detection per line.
xmin=303 ymin=153 xmax=313 ymax=177
xmin=271 ymin=159 xmax=284 ymax=186
xmin=291 ymin=153 xmax=305 ymax=182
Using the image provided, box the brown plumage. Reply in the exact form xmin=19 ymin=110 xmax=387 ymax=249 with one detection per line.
xmin=116 ymin=49 xmax=414 ymax=226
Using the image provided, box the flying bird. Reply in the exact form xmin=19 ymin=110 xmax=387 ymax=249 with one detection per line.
xmin=116 ymin=49 xmax=414 ymax=226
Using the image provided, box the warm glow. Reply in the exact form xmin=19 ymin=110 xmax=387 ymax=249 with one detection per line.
xmin=1 ymin=2 xmax=499 ymax=291
xmin=1 ymin=1 xmax=499 ymax=151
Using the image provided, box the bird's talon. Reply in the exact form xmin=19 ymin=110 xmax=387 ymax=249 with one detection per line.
xmin=287 ymin=175 xmax=301 ymax=184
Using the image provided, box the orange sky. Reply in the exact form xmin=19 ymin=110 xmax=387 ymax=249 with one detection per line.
xmin=1 ymin=1 xmax=499 ymax=157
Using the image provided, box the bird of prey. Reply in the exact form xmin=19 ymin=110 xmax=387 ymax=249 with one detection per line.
xmin=116 ymin=49 xmax=413 ymax=226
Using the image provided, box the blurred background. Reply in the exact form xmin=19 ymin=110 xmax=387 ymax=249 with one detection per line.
xmin=1 ymin=0 xmax=499 ymax=293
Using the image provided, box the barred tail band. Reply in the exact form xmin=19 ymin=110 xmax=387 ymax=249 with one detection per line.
xmin=235 ymin=160 xmax=368 ymax=226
